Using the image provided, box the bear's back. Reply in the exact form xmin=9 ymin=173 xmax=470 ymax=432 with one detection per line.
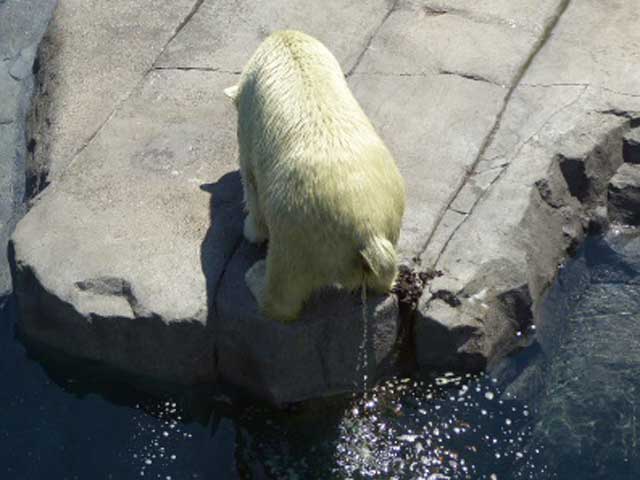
xmin=235 ymin=31 xmax=404 ymax=242
xmin=236 ymin=30 xmax=372 ymax=152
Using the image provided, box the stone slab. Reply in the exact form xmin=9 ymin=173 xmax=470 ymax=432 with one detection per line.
xmin=28 ymin=0 xmax=197 ymax=182
xmin=155 ymin=0 xmax=392 ymax=73
xmin=357 ymin=0 xmax=542 ymax=86
xmin=12 ymin=70 xmax=242 ymax=383
xmin=347 ymin=73 xmax=505 ymax=260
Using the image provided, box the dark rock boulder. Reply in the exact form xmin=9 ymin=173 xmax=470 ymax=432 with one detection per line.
xmin=608 ymin=163 xmax=640 ymax=226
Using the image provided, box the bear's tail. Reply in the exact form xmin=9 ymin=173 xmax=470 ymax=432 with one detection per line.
xmin=359 ymin=236 xmax=398 ymax=293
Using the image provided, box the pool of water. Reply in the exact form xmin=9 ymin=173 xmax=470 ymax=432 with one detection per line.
xmin=1 ymin=230 xmax=639 ymax=479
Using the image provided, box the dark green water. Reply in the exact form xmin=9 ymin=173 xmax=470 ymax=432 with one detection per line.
xmin=1 ymin=230 xmax=639 ymax=479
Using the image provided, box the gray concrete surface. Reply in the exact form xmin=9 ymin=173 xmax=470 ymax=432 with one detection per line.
xmin=7 ymin=0 xmax=640 ymax=402
xmin=27 ymin=0 xmax=198 ymax=184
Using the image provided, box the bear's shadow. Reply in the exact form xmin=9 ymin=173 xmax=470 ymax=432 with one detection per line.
xmin=199 ymin=170 xmax=264 ymax=320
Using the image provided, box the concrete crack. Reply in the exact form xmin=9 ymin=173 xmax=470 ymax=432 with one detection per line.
xmin=473 ymin=162 xmax=510 ymax=175
xmin=152 ymin=66 xmax=242 ymax=74
xmin=600 ymin=86 xmax=640 ymax=98
xmin=416 ymin=0 xmax=573 ymax=267
xmin=523 ymin=82 xmax=640 ymax=98
xmin=346 ymin=0 xmax=400 ymax=77
xmin=449 ymin=207 xmax=468 ymax=215
xmin=522 ymin=82 xmax=590 ymax=88
xmin=153 ymin=66 xmax=220 ymax=72
xmin=502 ymin=84 xmax=588 ymax=169
xmin=167 ymin=0 xmax=206 ymax=48
xmin=423 ymin=5 xmax=448 ymax=16
xmin=597 ymin=108 xmax=640 ymax=120
xmin=439 ymin=69 xmax=501 ymax=86
xmin=433 ymin=170 xmax=505 ymax=268
xmin=349 ymin=71 xmax=432 ymax=78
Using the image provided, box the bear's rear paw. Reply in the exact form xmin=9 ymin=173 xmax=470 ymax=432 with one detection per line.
xmin=243 ymin=214 xmax=268 ymax=244
xmin=245 ymin=259 xmax=267 ymax=305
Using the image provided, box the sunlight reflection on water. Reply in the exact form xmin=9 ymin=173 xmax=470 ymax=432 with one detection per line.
xmin=128 ymin=400 xmax=194 ymax=479
xmin=332 ymin=373 xmax=548 ymax=480
xmin=241 ymin=372 xmax=550 ymax=479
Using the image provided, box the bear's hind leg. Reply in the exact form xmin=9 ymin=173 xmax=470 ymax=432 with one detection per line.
xmin=261 ymin=242 xmax=314 ymax=323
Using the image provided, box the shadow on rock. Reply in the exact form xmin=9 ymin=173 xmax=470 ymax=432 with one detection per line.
xmin=199 ymin=170 xmax=245 ymax=324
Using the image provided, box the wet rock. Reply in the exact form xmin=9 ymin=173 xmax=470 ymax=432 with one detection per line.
xmin=415 ymin=297 xmax=486 ymax=372
xmin=391 ymin=265 xmax=441 ymax=311
xmin=608 ymin=163 xmax=640 ymax=225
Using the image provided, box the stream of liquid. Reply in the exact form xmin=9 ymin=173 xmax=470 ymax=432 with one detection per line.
xmin=356 ymin=282 xmax=369 ymax=393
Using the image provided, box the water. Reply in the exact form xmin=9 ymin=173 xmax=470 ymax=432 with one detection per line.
xmin=0 ymin=297 xmax=236 ymax=479
xmin=512 ymin=228 xmax=640 ymax=480
xmin=2 ymin=230 xmax=639 ymax=479
xmin=333 ymin=374 xmax=547 ymax=479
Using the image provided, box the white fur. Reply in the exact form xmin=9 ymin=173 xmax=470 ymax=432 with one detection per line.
xmin=223 ymin=85 xmax=239 ymax=100
xmin=226 ymin=30 xmax=405 ymax=323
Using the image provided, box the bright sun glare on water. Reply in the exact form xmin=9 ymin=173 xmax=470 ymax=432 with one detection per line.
xmin=332 ymin=373 xmax=549 ymax=480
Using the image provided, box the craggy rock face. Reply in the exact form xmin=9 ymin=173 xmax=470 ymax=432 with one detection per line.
xmin=410 ymin=0 xmax=640 ymax=376
xmin=6 ymin=0 xmax=640 ymax=403
xmin=0 ymin=0 xmax=57 ymax=297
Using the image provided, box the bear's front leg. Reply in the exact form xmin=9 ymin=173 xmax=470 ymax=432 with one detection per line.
xmin=262 ymin=243 xmax=314 ymax=323
xmin=245 ymin=248 xmax=312 ymax=323
xmin=243 ymin=213 xmax=268 ymax=244
xmin=245 ymin=259 xmax=267 ymax=306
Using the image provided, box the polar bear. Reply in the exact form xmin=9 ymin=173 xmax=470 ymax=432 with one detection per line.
xmin=225 ymin=30 xmax=405 ymax=323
